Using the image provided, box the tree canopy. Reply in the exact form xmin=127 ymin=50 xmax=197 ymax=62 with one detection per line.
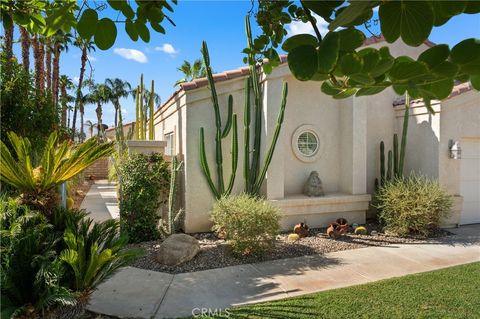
xmin=251 ymin=0 xmax=480 ymax=111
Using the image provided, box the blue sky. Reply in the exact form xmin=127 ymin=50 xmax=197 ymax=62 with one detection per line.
xmin=11 ymin=1 xmax=480 ymax=130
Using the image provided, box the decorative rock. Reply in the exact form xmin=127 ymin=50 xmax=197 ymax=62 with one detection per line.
xmin=156 ymin=234 xmax=200 ymax=266
xmin=76 ymin=190 xmax=85 ymax=197
xmin=371 ymin=230 xmax=378 ymax=236
xmin=303 ymin=171 xmax=325 ymax=197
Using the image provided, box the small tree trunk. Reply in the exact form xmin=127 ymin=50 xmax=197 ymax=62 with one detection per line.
xmin=52 ymin=44 xmax=60 ymax=107
xmin=72 ymin=46 xmax=87 ymax=139
xmin=80 ymin=104 xmax=84 ymax=142
xmin=45 ymin=38 xmax=52 ymax=92
xmin=96 ymin=102 xmax=103 ymax=137
xmin=32 ymin=35 xmax=44 ymax=96
xmin=20 ymin=27 xmax=30 ymax=72
xmin=61 ymin=82 xmax=67 ymax=127
xmin=3 ymin=21 xmax=13 ymax=61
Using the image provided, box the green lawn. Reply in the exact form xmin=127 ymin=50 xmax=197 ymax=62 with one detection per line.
xmin=204 ymin=262 xmax=480 ymax=319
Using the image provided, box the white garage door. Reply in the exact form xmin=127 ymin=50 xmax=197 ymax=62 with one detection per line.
xmin=460 ymin=140 xmax=480 ymax=225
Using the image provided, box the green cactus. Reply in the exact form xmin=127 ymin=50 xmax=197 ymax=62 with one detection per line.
xmin=149 ymin=80 xmax=155 ymax=140
xmin=160 ymin=156 xmax=185 ymax=237
xmin=135 ymin=87 xmax=140 ymax=140
xmin=376 ymin=92 xmax=410 ymax=189
xmin=198 ymin=41 xmax=239 ymax=199
xmin=134 ymin=75 xmax=157 ymax=141
xmin=198 ymin=16 xmax=288 ymax=199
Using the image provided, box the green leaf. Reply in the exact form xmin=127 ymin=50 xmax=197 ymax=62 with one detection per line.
xmin=464 ymin=0 xmax=480 ymax=14
xmin=388 ymin=61 xmax=428 ymax=81
xmin=77 ymin=9 xmax=98 ymax=39
xmin=451 ymin=38 xmax=480 ymax=65
xmin=94 ymin=18 xmax=117 ymax=50
xmin=379 ymin=1 xmax=434 ymax=46
xmin=431 ymin=61 xmax=459 ymax=77
xmin=419 ymin=78 xmax=454 ymax=100
xmin=304 ymin=0 xmax=344 ymax=20
xmin=125 ymin=19 xmax=138 ymax=41
xmin=418 ymin=44 xmax=450 ymax=67
xmin=282 ymin=34 xmax=318 ymax=52
xmin=317 ymin=32 xmax=340 ymax=74
xmin=340 ymin=53 xmax=363 ymax=75
xmin=470 ymin=75 xmax=480 ymax=90
xmin=147 ymin=7 xmax=164 ymax=23
xmin=356 ymin=85 xmax=388 ymax=96
xmin=121 ymin=5 xmax=135 ymax=19
xmin=135 ymin=19 xmax=150 ymax=42
xmin=393 ymin=84 xmax=408 ymax=95
xmin=321 ymin=80 xmax=342 ymax=96
xmin=107 ymin=0 xmax=126 ymax=11
xmin=1 ymin=11 xmax=13 ymax=30
xmin=337 ymin=28 xmax=365 ymax=52
xmin=431 ymin=1 xmax=467 ymax=26
xmin=310 ymin=72 xmax=330 ymax=81
xmin=288 ymin=45 xmax=318 ymax=81
xmin=150 ymin=21 xmax=166 ymax=34
xmin=329 ymin=1 xmax=376 ymax=30
xmin=358 ymin=48 xmax=380 ymax=72
xmin=349 ymin=73 xmax=375 ymax=85
xmin=333 ymin=88 xmax=357 ymax=99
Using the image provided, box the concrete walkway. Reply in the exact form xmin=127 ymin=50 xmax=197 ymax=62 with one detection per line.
xmin=80 ymin=180 xmax=119 ymax=222
xmin=87 ymin=225 xmax=480 ymax=319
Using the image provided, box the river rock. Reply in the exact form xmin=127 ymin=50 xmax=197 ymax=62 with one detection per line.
xmin=156 ymin=234 xmax=200 ymax=266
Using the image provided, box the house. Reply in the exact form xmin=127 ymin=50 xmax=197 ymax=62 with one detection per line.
xmin=149 ymin=37 xmax=480 ymax=233
xmin=105 ymin=121 xmax=135 ymax=141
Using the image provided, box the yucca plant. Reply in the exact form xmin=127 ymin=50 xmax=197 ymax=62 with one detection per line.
xmin=0 ymin=198 xmax=76 ymax=319
xmin=59 ymin=217 xmax=142 ymax=304
xmin=0 ymin=131 xmax=114 ymax=215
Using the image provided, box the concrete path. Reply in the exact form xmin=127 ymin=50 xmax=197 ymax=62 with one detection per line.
xmin=87 ymin=225 xmax=480 ymax=319
xmin=80 ymin=180 xmax=119 ymax=222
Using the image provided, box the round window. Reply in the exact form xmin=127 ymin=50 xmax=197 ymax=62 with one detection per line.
xmin=297 ymin=131 xmax=318 ymax=156
xmin=292 ymin=124 xmax=324 ymax=162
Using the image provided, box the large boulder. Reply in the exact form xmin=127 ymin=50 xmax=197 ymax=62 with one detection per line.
xmin=156 ymin=234 xmax=200 ymax=266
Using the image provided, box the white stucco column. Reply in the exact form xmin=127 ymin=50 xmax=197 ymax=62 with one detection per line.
xmin=264 ymin=77 xmax=285 ymax=199
xmin=339 ymin=97 xmax=367 ymax=194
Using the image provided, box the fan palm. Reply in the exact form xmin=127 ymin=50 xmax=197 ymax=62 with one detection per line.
xmin=84 ymin=120 xmax=95 ymax=139
xmin=72 ymin=37 xmax=96 ymax=139
xmin=59 ymin=75 xmax=74 ymax=128
xmin=0 ymin=131 xmax=114 ymax=215
xmin=105 ymin=78 xmax=131 ymax=127
xmin=175 ymin=59 xmax=206 ymax=86
xmin=52 ymin=32 xmax=72 ymax=107
xmin=85 ymin=83 xmax=112 ymax=138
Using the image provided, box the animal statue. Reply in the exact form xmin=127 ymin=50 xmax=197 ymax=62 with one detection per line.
xmin=303 ymin=171 xmax=325 ymax=197
xmin=293 ymin=222 xmax=309 ymax=238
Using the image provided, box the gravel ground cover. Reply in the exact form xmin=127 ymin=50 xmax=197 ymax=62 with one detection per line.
xmin=129 ymin=224 xmax=451 ymax=274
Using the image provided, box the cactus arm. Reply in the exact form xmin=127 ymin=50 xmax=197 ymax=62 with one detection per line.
xmin=245 ymin=15 xmax=262 ymax=191
xmin=202 ymin=41 xmax=225 ymax=195
xmin=149 ymin=80 xmax=155 ymax=140
xmin=221 ymin=95 xmax=234 ymax=138
xmin=387 ymin=150 xmax=393 ymax=181
xmin=380 ymin=141 xmax=385 ymax=186
xmin=243 ymin=77 xmax=251 ymax=192
xmin=393 ymin=133 xmax=399 ymax=178
xmin=199 ymin=127 xmax=220 ymax=199
xmin=252 ymin=82 xmax=288 ymax=194
xmin=139 ymin=75 xmax=145 ymax=140
xmin=399 ymin=93 xmax=409 ymax=176
xmin=225 ymin=114 xmax=238 ymax=195
xmin=135 ymin=87 xmax=140 ymax=140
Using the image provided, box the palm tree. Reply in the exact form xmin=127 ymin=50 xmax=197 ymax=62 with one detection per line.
xmin=3 ymin=16 xmax=13 ymax=62
xmin=32 ymin=34 xmax=45 ymax=95
xmin=59 ymin=75 xmax=74 ymax=128
xmin=105 ymin=78 xmax=131 ymax=127
xmin=175 ymin=59 xmax=206 ymax=86
xmin=85 ymin=120 xmax=95 ymax=139
xmin=45 ymin=37 xmax=53 ymax=92
xmin=19 ymin=26 xmax=30 ymax=72
xmin=52 ymin=32 xmax=72 ymax=107
xmin=72 ymin=37 xmax=95 ymax=139
xmin=85 ymin=83 xmax=111 ymax=138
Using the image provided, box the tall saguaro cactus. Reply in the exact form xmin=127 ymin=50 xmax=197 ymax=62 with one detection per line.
xmin=376 ymin=92 xmax=410 ymax=189
xmin=199 ymin=41 xmax=239 ymax=199
xmin=134 ymin=74 xmax=156 ymax=141
xmin=199 ymin=16 xmax=288 ymax=199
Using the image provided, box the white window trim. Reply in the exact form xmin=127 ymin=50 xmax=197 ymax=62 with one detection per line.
xmin=292 ymin=124 xmax=324 ymax=162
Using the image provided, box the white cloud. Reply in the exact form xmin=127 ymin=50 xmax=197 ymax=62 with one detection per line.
xmin=113 ymin=48 xmax=148 ymax=63
xmin=87 ymin=55 xmax=97 ymax=62
xmin=154 ymin=43 xmax=179 ymax=55
xmin=73 ymin=76 xmax=80 ymax=84
xmin=286 ymin=13 xmax=329 ymax=37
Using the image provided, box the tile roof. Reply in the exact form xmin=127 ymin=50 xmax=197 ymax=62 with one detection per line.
xmin=392 ymin=82 xmax=473 ymax=106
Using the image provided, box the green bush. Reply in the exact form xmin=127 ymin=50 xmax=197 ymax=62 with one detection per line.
xmin=211 ymin=194 xmax=280 ymax=256
xmin=119 ymin=153 xmax=170 ymax=242
xmin=375 ymin=175 xmax=453 ymax=237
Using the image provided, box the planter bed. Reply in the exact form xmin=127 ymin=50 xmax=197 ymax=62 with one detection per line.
xmin=129 ymin=224 xmax=451 ymax=274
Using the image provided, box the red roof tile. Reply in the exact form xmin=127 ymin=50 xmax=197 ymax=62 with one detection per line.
xmin=392 ymin=82 xmax=473 ymax=106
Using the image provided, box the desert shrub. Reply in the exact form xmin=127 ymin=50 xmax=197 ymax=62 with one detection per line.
xmin=211 ymin=194 xmax=280 ymax=256
xmin=375 ymin=175 xmax=453 ymax=237
xmin=119 ymin=153 xmax=170 ymax=242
